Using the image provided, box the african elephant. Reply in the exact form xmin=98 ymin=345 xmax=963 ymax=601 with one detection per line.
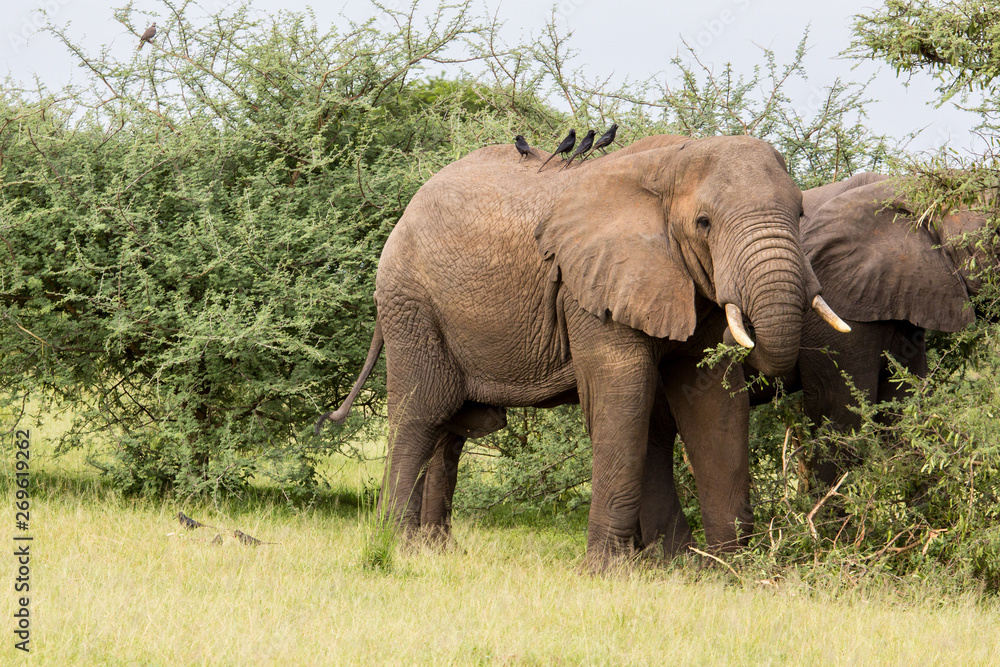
xmin=778 ymin=174 xmax=992 ymax=484
xmin=318 ymin=134 xmax=848 ymax=570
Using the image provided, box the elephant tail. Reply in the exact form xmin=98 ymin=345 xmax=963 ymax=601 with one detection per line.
xmin=314 ymin=322 xmax=384 ymax=435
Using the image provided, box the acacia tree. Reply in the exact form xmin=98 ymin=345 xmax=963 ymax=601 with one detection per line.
xmin=0 ymin=1 xmax=556 ymax=495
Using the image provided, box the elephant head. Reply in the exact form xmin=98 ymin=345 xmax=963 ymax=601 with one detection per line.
xmin=803 ymin=179 xmax=995 ymax=331
xmin=534 ymin=135 xmax=844 ymax=376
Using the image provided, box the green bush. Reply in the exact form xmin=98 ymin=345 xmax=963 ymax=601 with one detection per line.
xmin=0 ymin=0 xmax=554 ymax=495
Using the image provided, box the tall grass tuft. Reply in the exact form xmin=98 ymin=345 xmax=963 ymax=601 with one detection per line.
xmin=359 ymin=513 xmax=400 ymax=573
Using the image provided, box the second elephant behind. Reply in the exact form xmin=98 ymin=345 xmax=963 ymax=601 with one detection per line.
xmin=777 ymin=174 xmax=992 ymax=483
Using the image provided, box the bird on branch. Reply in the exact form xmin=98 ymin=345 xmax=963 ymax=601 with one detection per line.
xmin=138 ymin=23 xmax=157 ymax=50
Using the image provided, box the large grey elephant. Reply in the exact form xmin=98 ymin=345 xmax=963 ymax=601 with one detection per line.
xmin=319 ymin=134 xmax=848 ymax=570
xmin=640 ymin=173 xmax=993 ymax=553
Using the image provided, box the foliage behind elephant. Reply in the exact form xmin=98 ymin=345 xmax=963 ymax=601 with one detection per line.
xmin=319 ymin=134 xmax=848 ymax=570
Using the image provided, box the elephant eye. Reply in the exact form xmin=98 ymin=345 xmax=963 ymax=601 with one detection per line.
xmin=696 ymin=214 xmax=711 ymax=234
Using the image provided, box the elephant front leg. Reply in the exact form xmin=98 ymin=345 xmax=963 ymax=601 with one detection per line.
xmin=639 ymin=379 xmax=693 ymax=558
xmin=662 ymin=356 xmax=752 ymax=551
xmin=570 ymin=320 xmax=659 ymax=572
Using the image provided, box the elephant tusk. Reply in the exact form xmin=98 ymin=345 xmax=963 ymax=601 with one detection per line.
xmin=812 ymin=295 xmax=852 ymax=333
xmin=724 ymin=303 xmax=755 ymax=349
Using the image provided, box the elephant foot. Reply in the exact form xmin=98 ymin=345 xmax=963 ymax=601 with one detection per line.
xmin=640 ymin=533 xmax=695 ymax=562
xmin=584 ymin=534 xmax=644 ymax=575
xmin=416 ymin=523 xmax=458 ymax=552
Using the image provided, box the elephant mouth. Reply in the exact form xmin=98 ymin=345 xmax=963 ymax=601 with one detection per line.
xmin=724 ymin=297 xmax=850 ymax=352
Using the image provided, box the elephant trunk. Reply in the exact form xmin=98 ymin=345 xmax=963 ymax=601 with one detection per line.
xmin=721 ymin=227 xmax=806 ymax=377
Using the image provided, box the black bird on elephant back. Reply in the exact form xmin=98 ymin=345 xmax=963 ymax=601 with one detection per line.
xmin=537 ymin=129 xmax=576 ymax=172
xmin=316 ymin=133 xmax=851 ymax=572
xmin=562 ymin=130 xmax=596 ymax=169
xmin=591 ymin=123 xmax=618 ymax=155
xmin=514 ymin=135 xmax=536 ymax=161
xmin=636 ymin=172 xmax=998 ymax=556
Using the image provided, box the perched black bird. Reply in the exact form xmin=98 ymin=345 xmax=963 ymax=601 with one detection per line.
xmin=234 ymin=529 xmax=273 ymax=546
xmin=514 ymin=135 xmax=536 ymax=161
xmin=562 ymin=129 xmax=596 ymax=169
xmin=176 ymin=511 xmax=212 ymax=530
xmin=138 ymin=23 xmax=157 ymax=50
xmin=537 ymin=129 xmax=576 ymax=172
xmin=591 ymin=123 xmax=618 ymax=155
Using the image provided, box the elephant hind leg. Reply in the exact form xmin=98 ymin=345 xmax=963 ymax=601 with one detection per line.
xmin=420 ymin=431 xmax=466 ymax=547
xmin=379 ymin=316 xmax=466 ymax=537
xmin=417 ymin=402 xmax=506 ymax=546
xmin=380 ymin=413 xmax=464 ymax=538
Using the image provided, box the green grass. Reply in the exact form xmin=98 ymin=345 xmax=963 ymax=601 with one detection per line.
xmin=2 ymin=416 xmax=1000 ymax=664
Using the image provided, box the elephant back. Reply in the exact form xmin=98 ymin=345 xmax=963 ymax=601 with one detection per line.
xmin=801 ymin=172 xmax=889 ymax=222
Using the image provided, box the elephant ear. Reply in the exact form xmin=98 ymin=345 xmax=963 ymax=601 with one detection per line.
xmin=804 ymin=181 xmax=973 ymax=331
xmin=534 ymin=150 xmax=697 ymax=340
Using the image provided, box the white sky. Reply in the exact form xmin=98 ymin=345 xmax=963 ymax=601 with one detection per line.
xmin=1 ymin=0 xmax=984 ymax=153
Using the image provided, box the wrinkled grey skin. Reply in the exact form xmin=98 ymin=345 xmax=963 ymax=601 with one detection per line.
xmin=639 ymin=173 xmax=994 ymax=554
xmin=320 ymin=134 xmax=819 ymax=571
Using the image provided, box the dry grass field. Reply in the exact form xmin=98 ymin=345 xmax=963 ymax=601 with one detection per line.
xmin=2 ymin=414 xmax=1000 ymax=665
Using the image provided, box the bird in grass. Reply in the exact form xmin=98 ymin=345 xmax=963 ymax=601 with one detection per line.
xmin=138 ymin=23 xmax=157 ymax=50
xmin=514 ymin=135 xmax=537 ymax=161
xmin=562 ymin=129 xmax=596 ymax=169
xmin=591 ymin=123 xmax=618 ymax=155
xmin=234 ymin=529 xmax=273 ymax=546
xmin=176 ymin=511 xmax=212 ymax=530
xmin=537 ymin=129 xmax=576 ymax=172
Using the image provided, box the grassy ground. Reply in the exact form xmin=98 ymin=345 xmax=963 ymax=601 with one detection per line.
xmin=2 ymin=417 xmax=1000 ymax=664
